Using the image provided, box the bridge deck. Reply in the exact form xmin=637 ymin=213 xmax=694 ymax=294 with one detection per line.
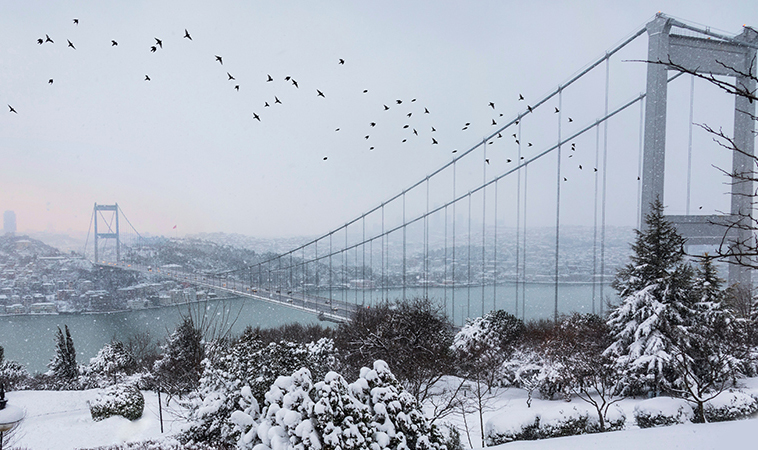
xmin=97 ymin=262 xmax=355 ymax=323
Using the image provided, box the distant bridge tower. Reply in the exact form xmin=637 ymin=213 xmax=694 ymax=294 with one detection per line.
xmin=641 ymin=13 xmax=758 ymax=287
xmin=93 ymin=203 xmax=120 ymax=263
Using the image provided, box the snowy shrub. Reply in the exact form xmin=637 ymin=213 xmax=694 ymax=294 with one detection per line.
xmin=500 ymin=349 xmax=567 ymax=405
xmin=182 ymin=329 xmax=337 ymax=447
xmin=703 ymin=390 xmax=758 ymax=422
xmin=86 ymin=341 xmax=138 ymax=388
xmin=633 ymin=397 xmax=693 ymax=428
xmin=89 ymin=383 xmax=145 ymax=421
xmin=0 ymin=359 xmax=30 ymax=390
xmin=231 ymin=360 xmax=448 ymax=450
xmin=485 ymin=404 xmax=624 ymax=445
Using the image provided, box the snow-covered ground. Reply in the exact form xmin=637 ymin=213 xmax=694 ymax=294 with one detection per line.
xmin=5 ymin=379 xmax=758 ymax=450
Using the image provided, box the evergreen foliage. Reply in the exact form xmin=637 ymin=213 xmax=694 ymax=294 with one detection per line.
xmin=48 ymin=325 xmax=79 ymax=385
xmin=87 ymin=341 xmax=138 ymax=387
xmin=606 ymin=198 xmax=698 ymax=395
xmin=153 ymin=317 xmax=205 ymax=398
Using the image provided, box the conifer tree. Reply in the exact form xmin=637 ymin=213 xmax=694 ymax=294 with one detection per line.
xmin=606 ymin=198 xmax=697 ymax=395
xmin=48 ymin=325 xmax=78 ymax=384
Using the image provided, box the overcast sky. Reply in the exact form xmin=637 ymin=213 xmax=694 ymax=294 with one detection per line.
xmin=1 ymin=0 xmax=755 ymax=239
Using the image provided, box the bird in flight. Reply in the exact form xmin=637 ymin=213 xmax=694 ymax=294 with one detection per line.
xmin=45 ymin=34 xmax=53 ymax=43
xmin=413 ymin=129 xmax=418 ymax=136
xmin=285 ymin=76 xmax=291 ymax=81
xmin=264 ymin=102 xmax=270 ymax=107
xmin=407 ymin=112 xmax=412 ymax=117
xmin=528 ymin=142 xmax=532 ymax=147
xmin=48 ymin=79 xmax=53 ymax=84
xmin=275 ymin=96 xmax=282 ymax=104
xmin=489 ymin=102 xmax=495 ymax=109
xmin=234 ymin=85 xmax=239 ymax=91
xmin=424 ymin=107 xmax=430 ymax=114
xmin=403 ymin=125 xmax=409 ymax=129
xmin=338 ymin=58 xmax=345 ymax=65
xmin=111 ymin=40 xmax=118 ymax=46
xmin=144 ymin=75 xmax=151 ymax=81
xmin=317 ymin=89 xmax=325 ymax=98
xmin=431 ymin=126 xmax=436 ymax=132
xmin=73 ymin=18 xmax=78 ymax=25
xmin=363 ymin=89 xmax=368 ymax=93
xmin=519 ymin=93 xmax=524 ymax=100
xmin=8 ymin=105 xmax=17 ymax=113
xmin=507 ymin=159 xmax=512 ymax=163
xmin=370 ymin=122 xmax=376 ymax=127
xmin=485 ymin=159 xmax=490 ymax=165
xmin=291 ymin=79 xmax=298 ymax=88
xmin=184 ymin=29 xmax=192 ymax=40
xmin=215 ymin=55 xmax=223 ymax=65
xmin=155 ymin=38 xmax=163 ymax=48
xmin=555 ymin=107 xmax=559 ymax=113
xmin=67 ymin=39 xmax=76 ymax=49
xmin=396 ymin=100 xmax=402 ymax=104
xmin=527 ymin=105 xmax=533 ymax=112
xmin=227 ymin=72 xmax=235 ymax=80
xmin=432 ymin=138 xmax=438 ymax=145
xmin=150 ymin=46 xmax=157 ymax=52
xmin=252 ymin=112 xmax=260 ymax=121
xmin=579 ymin=165 xmax=583 ymax=170
xmin=383 ymin=105 xmax=389 ymax=110
xmin=323 ymin=156 xmax=328 ymax=160
xmin=267 ymin=74 xmax=273 ymax=82
xmin=365 ymin=135 xmax=370 ymax=140
xmin=37 ymin=38 xmax=43 ymax=45
xmin=492 ymin=119 xmax=497 ymax=125
xmin=568 ymin=117 xmax=573 ymax=122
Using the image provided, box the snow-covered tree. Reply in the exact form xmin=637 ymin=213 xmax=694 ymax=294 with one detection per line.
xmin=232 ymin=361 xmax=448 ymax=450
xmin=153 ymin=317 xmax=205 ymax=400
xmin=87 ymin=340 xmax=137 ymax=387
xmin=48 ymin=325 xmax=78 ymax=386
xmin=606 ymin=198 xmax=698 ymax=395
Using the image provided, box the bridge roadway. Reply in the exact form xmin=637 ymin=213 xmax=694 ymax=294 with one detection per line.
xmin=96 ymin=261 xmax=355 ymax=323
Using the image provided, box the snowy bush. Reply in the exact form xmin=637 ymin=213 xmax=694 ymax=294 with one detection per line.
xmin=485 ymin=404 xmax=625 ymax=445
xmin=231 ymin=360 xmax=448 ymax=450
xmin=0 ymin=359 xmax=30 ymax=390
xmin=703 ymin=390 xmax=758 ymax=422
xmin=89 ymin=383 xmax=145 ymax=422
xmin=86 ymin=341 xmax=138 ymax=388
xmin=633 ymin=397 xmax=693 ymax=428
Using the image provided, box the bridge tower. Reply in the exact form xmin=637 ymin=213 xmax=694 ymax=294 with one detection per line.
xmin=93 ymin=203 xmax=120 ymax=263
xmin=641 ymin=14 xmax=758 ymax=288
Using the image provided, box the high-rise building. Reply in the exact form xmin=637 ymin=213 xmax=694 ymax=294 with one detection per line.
xmin=3 ymin=210 xmax=16 ymax=235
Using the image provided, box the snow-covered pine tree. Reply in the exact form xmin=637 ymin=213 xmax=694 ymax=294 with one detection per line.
xmin=153 ymin=317 xmax=205 ymax=399
xmin=606 ymin=198 xmax=698 ymax=395
xmin=48 ymin=325 xmax=78 ymax=385
xmin=87 ymin=340 xmax=137 ymax=386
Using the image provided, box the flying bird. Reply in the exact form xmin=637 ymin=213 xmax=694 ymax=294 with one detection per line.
xmin=403 ymin=125 xmax=409 ymax=129
xmin=317 ymin=89 xmax=325 ymax=98
xmin=396 ymin=100 xmax=402 ymax=104
xmin=432 ymin=138 xmax=438 ymax=145
xmin=285 ymin=76 xmax=291 ymax=81
xmin=264 ymin=102 xmax=270 ymax=107
xmin=252 ymin=112 xmax=260 ymax=121
xmin=507 ymin=159 xmax=512 ymax=163
xmin=424 ymin=107 xmax=430 ymax=114
xmin=150 ymin=46 xmax=157 ymax=52
xmin=492 ymin=119 xmax=497 ymax=125
xmin=215 ymin=55 xmax=223 ymax=65
xmin=370 ymin=122 xmax=376 ymax=127
xmin=234 ymin=85 xmax=239 ymax=91
xmin=48 ymin=79 xmax=53 ymax=84
xmin=594 ymin=168 xmax=598 ymax=172
xmin=485 ymin=159 xmax=490 ymax=165
xmin=413 ymin=129 xmax=418 ymax=136
xmin=184 ymin=29 xmax=192 ymax=40
xmin=527 ymin=105 xmax=533 ymax=112
xmin=73 ymin=18 xmax=79 ymax=25
xmin=512 ymin=133 xmax=517 ymax=138
xmin=365 ymin=135 xmax=370 ymax=139
xmin=363 ymin=89 xmax=368 ymax=93
xmin=227 ymin=72 xmax=235 ymax=80
xmin=144 ymin=75 xmax=151 ymax=81
xmin=407 ymin=112 xmax=412 ymax=117
xmin=267 ymin=74 xmax=273 ymax=82
xmin=555 ymin=107 xmax=559 ymax=113
xmin=291 ymin=79 xmax=298 ymax=88
xmin=431 ymin=126 xmax=436 ymax=132
xmin=515 ymin=139 xmax=519 ymax=144
xmin=45 ymin=34 xmax=53 ymax=43
xmin=519 ymin=93 xmax=524 ymax=100
xmin=67 ymin=39 xmax=75 ymax=49
xmin=528 ymin=142 xmax=532 ymax=147
xmin=402 ymin=139 xmax=407 ymax=143
xmin=452 ymin=149 xmax=457 ymax=153
xmin=37 ymin=38 xmax=43 ymax=45
xmin=155 ymin=38 xmax=163 ymax=48
xmin=568 ymin=117 xmax=573 ymax=122
xmin=8 ymin=105 xmax=17 ymax=113
xmin=338 ymin=58 xmax=345 ymax=64
xmin=579 ymin=165 xmax=582 ymax=170
xmin=489 ymin=102 xmax=495 ymax=109
xmin=274 ymin=96 xmax=282 ymax=104
xmin=335 ymin=128 xmax=340 ymax=132
xmin=370 ymin=146 xmax=374 ymax=150
xmin=497 ymin=133 xmax=502 ymax=138
xmin=323 ymin=156 xmax=328 ymax=160
xmin=564 ymin=177 xmax=567 ymax=181
xmin=111 ymin=40 xmax=118 ymax=46
xmin=383 ymin=105 xmax=389 ymax=110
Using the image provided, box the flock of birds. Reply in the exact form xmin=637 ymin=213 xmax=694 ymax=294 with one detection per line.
xmin=7 ymin=17 xmax=621 ymax=184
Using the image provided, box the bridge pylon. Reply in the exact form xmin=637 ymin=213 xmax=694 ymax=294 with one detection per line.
xmin=93 ymin=203 xmax=120 ymax=263
xmin=641 ymin=13 xmax=758 ymax=288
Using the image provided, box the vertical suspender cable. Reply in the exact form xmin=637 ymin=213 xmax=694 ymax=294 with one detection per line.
xmin=522 ymin=164 xmax=528 ymax=321
xmin=362 ymin=216 xmax=366 ymax=305
xmin=444 ymin=204 xmax=448 ymax=314
xmin=329 ymin=233 xmax=333 ymax=304
xmin=493 ymin=179 xmax=498 ymax=311
xmin=426 ymin=177 xmax=430 ymax=300
xmin=482 ymin=139 xmax=487 ymax=316
xmin=403 ymin=191 xmax=407 ymax=302
xmin=592 ymin=123 xmax=601 ymax=315
xmin=369 ymin=237 xmax=373 ymax=305
xmin=344 ymin=226 xmax=348 ymax=305
xmin=599 ymin=56 xmax=611 ymax=317
xmin=515 ymin=118 xmax=522 ymax=316
xmin=381 ymin=204 xmax=385 ymax=301
xmin=553 ymin=89 xmax=563 ymax=323
xmin=452 ymin=160 xmax=457 ymax=325
xmin=686 ymin=75 xmax=695 ymax=215
xmin=467 ymin=191 xmax=472 ymax=319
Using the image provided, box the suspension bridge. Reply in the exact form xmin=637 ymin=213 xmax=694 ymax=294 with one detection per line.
xmin=85 ymin=14 xmax=757 ymax=325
